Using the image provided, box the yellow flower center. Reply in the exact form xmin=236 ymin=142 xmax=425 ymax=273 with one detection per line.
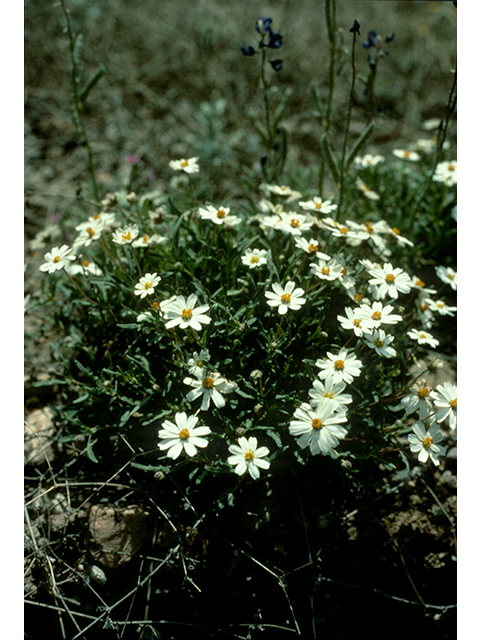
xmin=340 ymin=226 xmax=349 ymax=234
xmin=385 ymin=273 xmax=395 ymax=283
xmin=151 ymin=301 xmax=159 ymax=311
xmin=281 ymin=293 xmax=292 ymax=304
xmin=202 ymin=377 xmax=214 ymax=389
xmin=308 ymin=243 xmax=318 ymax=253
xmin=86 ymin=227 xmax=96 ymax=237
xmin=53 ymin=255 xmax=61 ymax=263
xmin=180 ymin=160 xmax=189 ymax=167
xmin=143 ymin=281 xmax=153 ymax=289
xmin=92 ymin=214 xmax=100 ymax=220
xmin=312 ymin=418 xmax=323 ymax=430
xmin=392 ymin=227 xmax=400 ymax=235
xmin=324 ymin=392 xmax=335 ymax=399
xmin=250 ymin=255 xmax=260 ymax=263
xmin=365 ymin=221 xmax=374 ymax=233
xmin=372 ymin=311 xmax=382 ymax=321
xmin=244 ymin=450 xmax=255 ymax=461
xmin=314 ymin=201 xmax=323 ymax=209
xmin=404 ymin=151 xmax=411 ymax=157
xmin=290 ymin=219 xmax=300 ymax=228
xmin=334 ymin=359 xmax=344 ymax=371
xmin=374 ymin=338 xmax=384 ymax=348
xmin=353 ymin=319 xmax=362 ymax=327
xmin=182 ymin=308 xmax=193 ymax=320
xmin=321 ymin=266 xmax=330 ymax=275
xmin=81 ymin=259 xmax=90 ymax=267
xmin=142 ymin=234 xmax=149 ymax=243
xmin=447 ymin=164 xmax=455 ymax=171
xmin=450 ymin=398 xmax=457 ymax=410
xmin=414 ymin=278 xmax=425 ymax=288
xmin=418 ymin=387 xmax=430 ymax=399
xmin=217 ymin=208 xmax=227 ymax=219
xmin=179 ymin=428 xmax=190 ymax=440
xmin=122 ymin=231 xmax=132 ymax=241
xmin=423 ymin=436 xmax=433 ymax=449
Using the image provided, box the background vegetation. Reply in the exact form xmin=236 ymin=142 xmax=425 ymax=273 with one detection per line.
xmin=25 ymin=2 xmax=457 ymax=639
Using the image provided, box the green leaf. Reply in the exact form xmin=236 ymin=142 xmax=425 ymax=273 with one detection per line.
xmin=86 ymin=433 xmax=99 ymax=463
xmin=320 ymin=133 xmax=340 ymax=184
xmin=345 ymin=121 xmax=375 ymax=171
xmin=79 ymin=65 xmax=106 ymax=104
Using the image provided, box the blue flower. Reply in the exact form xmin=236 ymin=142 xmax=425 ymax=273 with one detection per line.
xmin=362 ymin=30 xmax=378 ymax=49
xmin=241 ymin=46 xmax=256 ymax=56
xmin=255 ymin=17 xmax=273 ymax=35
xmin=269 ymin=59 xmax=283 ymax=71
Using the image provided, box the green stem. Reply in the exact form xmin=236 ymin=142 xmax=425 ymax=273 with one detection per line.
xmin=59 ymin=0 xmax=100 ymax=202
xmin=338 ymin=24 xmax=358 ymax=219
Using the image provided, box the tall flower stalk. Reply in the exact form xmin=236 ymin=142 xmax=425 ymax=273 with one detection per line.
xmin=59 ymin=0 xmax=104 ymax=202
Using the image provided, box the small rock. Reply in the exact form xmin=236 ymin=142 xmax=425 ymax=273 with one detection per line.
xmin=24 ymin=407 xmax=56 ymax=465
xmin=88 ymin=504 xmax=151 ymax=569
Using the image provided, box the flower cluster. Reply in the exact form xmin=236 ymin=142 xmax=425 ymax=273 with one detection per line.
xmin=36 ymin=144 xmax=456 ymax=481
xmin=241 ymin=16 xmax=283 ymax=71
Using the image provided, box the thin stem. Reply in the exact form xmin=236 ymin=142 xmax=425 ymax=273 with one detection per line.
xmin=406 ymin=59 xmax=457 ymax=228
xmin=338 ymin=23 xmax=359 ymax=219
xmin=319 ymin=0 xmax=337 ymax=195
xmin=59 ymin=0 xmax=100 ymax=202
xmin=130 ymin=244 xmax=143 ymax=277
xmin=62 ymin=268 xmax=99 ymax=307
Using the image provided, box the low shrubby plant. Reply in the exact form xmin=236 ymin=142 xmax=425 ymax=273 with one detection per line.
xmin=28 ymin=9 xmax=456 ymax=493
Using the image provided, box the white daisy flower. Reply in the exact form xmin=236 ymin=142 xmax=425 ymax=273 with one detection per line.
xmin=364 ymin=329 xmax=396 ymax=358
xmin=75 ymin=212 xmax=116 ymax=232
xmin=134 ymin=273 xmax=161 ymax=298
xmin=198 ymin=205 xmax=242 ymax=226
xmin=294 ymin=237 xmax=330 ymax=259
xmin=66 ymin=258 xmax=103 ymax=277
xmin=392 ymin=149 xmax=421 ymax=162
xmin=310 ymin=257 xmax=344 ymax=282
xmin=39 ymin=245 xmax=76 ymax=273
xmin=265 ymin=281 xmax=306 ymax=315
xmin=430 ymin=381 xmax=457 ymax=430
xmin=168 ymin=157 xmax=200 ymax=174
xmin=337 ymin=306 xmax=375 ymax=336
xmin=132 ymin=233 xmax=166 ymax=248
xmin=354 ymin=154 xmax=385 ymax=168
xmin=111 ymin=224 xmax=140 ymax=245
xmin=435 ymin=266 xmax=457 ymax=291
xmin=425 ymin=299 xmax=457 ymax=317
xmin=289 ymin=402 xmax=348 ymax=456
xmin=158 ymin=412 xmax=211 ymax=459
xmin=356 ymin=178 xmax=380 ymax=200
xmin=164 ymin=294 xmax=211 ymax=331
xmin=277 ymin=212 xmax=312 ymax=236
xmin=227 ymin=436 xmax=270 ymax=480
xmin=183 ymin=369 xmax=234 ymax=411
xmin=261 ymin=184 xmax=302 ymax=202
xmin=408 ymin=422 xmax=445 ymax=466
xmin=407 ymin=329 xmax=439 ymax=349
xmin=433 ymin=161 xmax=457 ymax=186
xmin=241 ymin=248 xmax=268 ymax=269
xmin=366 ymin=262 xmax=412 ymax=299
xmin=399 ymin=379 xmax=434 ymax=416
xmin=358 ymin=300 xmax=402 ymax=328
xmin=316 ymin=349 xmax=362 ymax=384
xmin=308 ymin=378 xmax=353 ymax=410
xmin=298 ymin=197 xmax=337 ymax=215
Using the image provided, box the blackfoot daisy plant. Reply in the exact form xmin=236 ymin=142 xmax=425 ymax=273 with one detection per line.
xmin=31 ymin=5 xmax=456 ymax=494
